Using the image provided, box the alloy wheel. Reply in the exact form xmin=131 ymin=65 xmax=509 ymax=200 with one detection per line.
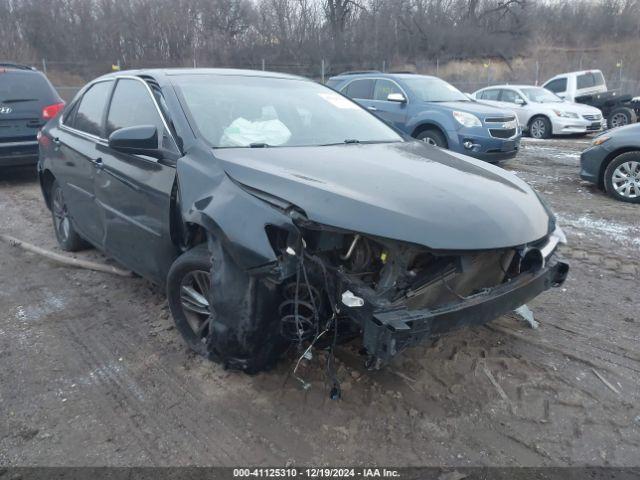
xmin=530 ymin=119 xmax=546 ymax=139
xmin=179 ymin=269 xmax=212 ymax=341
xmin=421 ymin=137 xmax=438 ymax=146
xmin=52 ymin=187 xmax=71 ymax=242
xmin=611 ymin=161 xmax=640 ymax=199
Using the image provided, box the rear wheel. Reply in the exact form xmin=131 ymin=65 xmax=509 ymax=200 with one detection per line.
xmin=415 ymin=128 xmax=448 ymax=148
xmin=529 ymin=116 xmax=551 ymax=139
xmin=607 ymin=107 xmax=636 ymax=129
xmin=50 ymin=180 xmax=89 ymax=251
xmin=603 ymin=152 xmax=640 ymax=203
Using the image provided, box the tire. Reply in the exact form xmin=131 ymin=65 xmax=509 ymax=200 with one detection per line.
xmin=167 ymin=244 xmax=213 ymax=357
xmin=528 ymin=116 xmax=552 ymax=139
xmin=50 ymin=180 xmax=89 ymax=252
xmin=167 ymin=243 xmax=288 ymax=373
xmin=415 ymin=128 xmax=448 ymax=148
xmin=603 ymin=151 xmax=640 ymax=203
xmin=607 ymin=107 xmax=637 ymax=129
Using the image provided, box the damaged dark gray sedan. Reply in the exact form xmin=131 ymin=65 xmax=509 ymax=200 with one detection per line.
xmin=38 ymin=69 xmax=569 ymax=373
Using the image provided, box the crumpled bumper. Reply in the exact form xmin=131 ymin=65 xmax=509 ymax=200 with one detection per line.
xmin=357 ymin=260 xmax=569 ymax=365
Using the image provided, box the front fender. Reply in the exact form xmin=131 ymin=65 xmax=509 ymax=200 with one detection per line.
xmin=176 ymin=145 xmax=296 ymax=270
xmin=406 ymin=109 xmax=455 ymax=137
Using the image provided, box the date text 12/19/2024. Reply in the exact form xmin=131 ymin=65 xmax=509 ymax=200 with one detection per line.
xmin=233 ymin=469 xmax=400 ymax=478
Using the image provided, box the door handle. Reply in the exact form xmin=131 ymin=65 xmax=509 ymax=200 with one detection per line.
xmin=368 ymin=106 xmax=378 ymax=111
xmin=52 ymin=137 xmax=61 ymax=145
xmin=94 ymin=157 xmax=104 ymax=169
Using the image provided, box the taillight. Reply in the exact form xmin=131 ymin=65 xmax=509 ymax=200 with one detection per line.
xmin=41 ymin=102 xmax=65 ymax=121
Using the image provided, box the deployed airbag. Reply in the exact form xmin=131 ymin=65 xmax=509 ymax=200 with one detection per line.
xmin=220 ymin=118 xmax=291 ymax=147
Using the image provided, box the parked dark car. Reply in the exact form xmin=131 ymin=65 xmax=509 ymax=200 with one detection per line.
xmin=1 ymin=63 xmax=64 ymax=168
xmin=580 ymin=123 xmax=640 ymax=203
xmin=326 ymin=72 xmax=521 ymax=163
xmin=38 ymin=69 xmax=568 ymax=373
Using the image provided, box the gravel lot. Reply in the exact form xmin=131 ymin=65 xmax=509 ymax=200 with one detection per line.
xmin=0 ymin=137 xmax=638 ymax=467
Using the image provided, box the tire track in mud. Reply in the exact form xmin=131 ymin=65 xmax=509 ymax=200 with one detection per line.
xmin=0 ymin=245 xmax=300 ymax=465
xmin=55 ymin=285 xmax=315 ymax=465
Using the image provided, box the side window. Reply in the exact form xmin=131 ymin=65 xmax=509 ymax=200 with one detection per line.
xmin=373 ymin=80 xmax=403 ymax=101
xmin=106 ymin=79 xmax=164 ymax=137
xmin=544 ymin=78 xmax=567 ymax=94
xmin=342 ymin=79 xmax=374 ymax=100
xmin=480 ymin=89 xmax=500 ymax=100
xmin=72 ymin=81 xmax=113 ymax=137
xmin=577 ymin=73 xmax=603 ymax=89
xmin=500 ymin=89 xmax=521 ymax=104
xmin=62 ymin=100 xmax=80 ymax=125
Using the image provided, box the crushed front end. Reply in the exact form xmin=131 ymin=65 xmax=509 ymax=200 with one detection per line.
xmin=274 ymin=217 xmax=569 ymax=368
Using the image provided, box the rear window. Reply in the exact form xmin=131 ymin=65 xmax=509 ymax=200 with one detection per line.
xmin=544 ymin=78 xmax=567 ymax=93
xmin=577 ymin=72 xmax=605 ymax=90
xmin=0 ymin=71 xmax=59 ymax=103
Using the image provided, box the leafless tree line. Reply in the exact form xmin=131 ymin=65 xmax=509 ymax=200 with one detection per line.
xmin=1 ymin=0 xmax=639 ymax=75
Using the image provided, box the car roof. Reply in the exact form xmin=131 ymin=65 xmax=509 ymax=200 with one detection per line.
xmin=0 ymin=62 xmax=37 ymax=72
xmin=93 ymin=68 xmax=308 ymax=84
xmin=328 ymin=72 xmax=436 ymax=82
xmin=478 ymin=84 xmax=539 ymax=90
xmin=545 ymin=70 xmax=603 ymax=81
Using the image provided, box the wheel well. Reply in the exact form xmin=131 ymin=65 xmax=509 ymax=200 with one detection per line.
xmin=598 ymin=148 xmax=640 ymax=188
xmin=40 ymin=169 xmax=56 ymax=210
xmin=411 ymin=123 xmax=448 ymax=147
xmin=169 ymin=180 xmax=208 ymax=250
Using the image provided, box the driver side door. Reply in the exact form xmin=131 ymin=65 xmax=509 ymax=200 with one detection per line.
xmin=94 ymin=77 xmax=180 ymax=284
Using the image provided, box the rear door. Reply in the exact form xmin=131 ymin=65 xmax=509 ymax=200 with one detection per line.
xmin=0 ymin=70 xmax=59 ymax=160
xmin=56 ymin=80 xmax=114 ymax=246
xmin=95 ymin=77 xmax=179 ymax=283
xmin=368 ymin=79 xmax=409 ymax=130
xmin=340 ymin=78 xmax=375 ymax=111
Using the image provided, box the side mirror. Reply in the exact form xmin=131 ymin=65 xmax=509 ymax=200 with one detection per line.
xmin=108 ymin=125 xmax=160 ymax=158
xmin=387 ymin=93 xmax=407 ymax=103
xmin=515 ymin=97 xmax=526 ymax=105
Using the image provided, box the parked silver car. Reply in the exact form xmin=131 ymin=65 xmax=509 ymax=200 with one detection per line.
xmin=473 ymin=85 xmax=603 ymax=139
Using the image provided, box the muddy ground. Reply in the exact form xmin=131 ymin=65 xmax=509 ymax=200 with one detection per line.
xmin=0 ymin=137 xmax=638 ymax=467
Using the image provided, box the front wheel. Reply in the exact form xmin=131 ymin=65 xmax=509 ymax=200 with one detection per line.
xmin=603 ymin=152 xmax=640 ymax=203
xmin=167 ymin=245 xmax=213 ymax=356
xmin=528 ymin=116 xmax=551 ymax=139
xmin=415 ymin=129 xmax=448 ymax=148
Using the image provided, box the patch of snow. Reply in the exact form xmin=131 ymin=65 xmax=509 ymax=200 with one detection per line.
xmin=558 ymin=213 xmax=640 ymax=250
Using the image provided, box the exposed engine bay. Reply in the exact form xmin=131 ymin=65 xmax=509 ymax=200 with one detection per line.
xmin=229 ymin=216 xmax=570 ymax=391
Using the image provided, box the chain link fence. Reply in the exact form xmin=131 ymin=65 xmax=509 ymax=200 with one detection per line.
xmin=17 ymin=56 xmax=640 ymax=102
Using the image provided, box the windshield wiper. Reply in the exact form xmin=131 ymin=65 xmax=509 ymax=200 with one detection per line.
xmin=1 ymin=98 xmax=37 ymax=103
xmin=249 ymin=142 xmax=271 ymax=148
xmin=344 ymin=139 xmax=360 ymax=144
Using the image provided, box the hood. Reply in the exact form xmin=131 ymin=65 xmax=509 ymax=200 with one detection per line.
xmin=608 ymin=122 xmax=640 ymax=139
xmin=213 ymin=141 xmax=551 ymax=251
xmin=429 ymin=100 xmax=516 ymax=120
xmin=559 ymin=102 xmax=602 ymax=116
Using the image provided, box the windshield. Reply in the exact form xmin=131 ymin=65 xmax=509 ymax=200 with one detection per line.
xmin=171 ymin=74 xmax=402 ymax=148
xmin=521 ymin=87 xmax=563 ymax=103
xmin=402 ymin=76 xmax=469 ymax=102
